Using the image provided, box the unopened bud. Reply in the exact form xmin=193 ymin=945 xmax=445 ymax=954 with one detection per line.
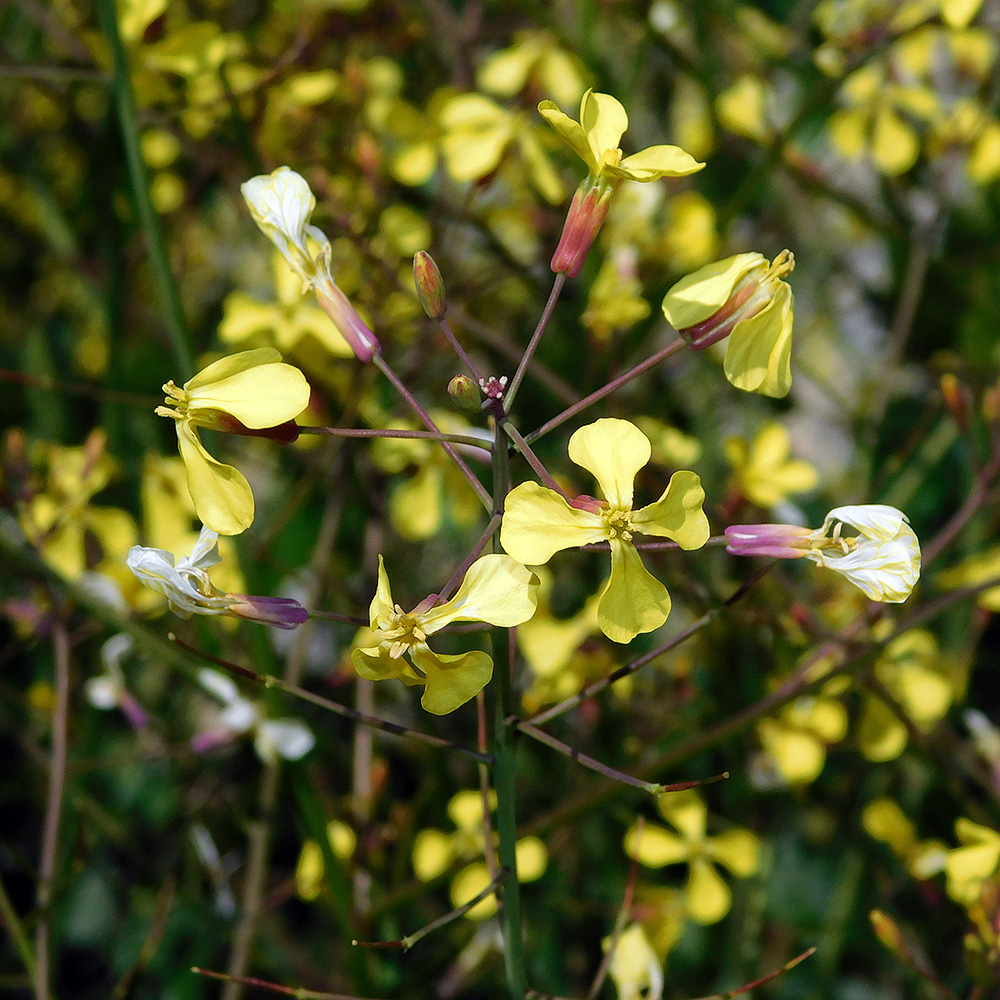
xmin=869 ymin=910 xmax=906 ymax=959
xmin=551 ymin=181 xmax=615 ymax=279
xmin=414 ymin=251 xmax=447 ymax=320
xmin=448 ymin=374 xmax=481 ymax=412
xmin=940 ymin=374 xmax=969 ymax=431
xmin=314 ymin=278 xmax=379 ymax=362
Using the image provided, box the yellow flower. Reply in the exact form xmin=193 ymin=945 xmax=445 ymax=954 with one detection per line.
xmin=295 ymin=821 xmax=357 ymax=901
xmin=624 ymin=790 xmax=760 ymax=925
xmin=156 ymin=348 xmax=310 ymax=536
xmin=857 ymin=630 xmax=953 ymax=762
xmin=725 ymin=421 xmax=818 ymax=509
xmin=756 ymin=687 xmax=848 ymax=786
xmin=936 ymin=546 xmax=1000 ymax=611
xmin=945 ymin=819 xmax=1000 ymax=907
xmin=581 ymin=247 xmax=650 ymax=342
xmin=500 ymin=418 xmax=710 ymax=644
xmin=477 ymin=31 xmax=589 ymax=108
xmin=540 ymin=89 xmax=704 ymax=187
xmin=412 ymin=790 xmax=547 ymax=920
xmin=540 ymin=89 xmax=704 ymax=277
xmin=662 ymin=251 xmax=795 ymax=398
xmin=605 ymin=924 xmax=663 ymax=1000
xmin=351 ymin=554 xmax=539 ymax=714
xmin=862 ymin=798 xmax=948 ymax=881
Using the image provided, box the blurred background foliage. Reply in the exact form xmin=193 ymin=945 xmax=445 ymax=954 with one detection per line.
xmin=3 ymin=0 xmax=1000 ymax=999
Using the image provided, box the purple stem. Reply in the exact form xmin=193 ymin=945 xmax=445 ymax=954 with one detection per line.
xmin=525 ymin=338 xmax=686 ymax=444
xmin=504 ymin=273 xmax=566 ymax=409
xmin=438 ymin=317 xmax=485 ymax=384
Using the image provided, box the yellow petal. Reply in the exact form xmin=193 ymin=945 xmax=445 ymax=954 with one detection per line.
xmin=581 ymin=90 xmax=628 ymax=166
xmin=706 ymin=829 xmax=760 ymax=876
xmin=538 ymin=99 xmax=596 ymax=172
xmin=568 ymin=418 xmax=650 ymax=508
xmin=411 ymin=646 xmax=494 ymax=715
xmin=857 ymin=698 xmax=908 ymax=762
xmin=450 ymin=862 xmax=497 ymax=920
xmin=389 ymin=466 xmax=443 ymax=541
xmin=624 ymin=823 xmax=689 ymax=867
xmin=598 ymin=540 xmax=670 ymax=643
xmin=184 ymin=348 xmax=281 ymax=389
xmin=501 ymin=481 xmax=606 ymax=564
xmin=351 ymin=645 xmax=417 ymax=684
xmin=657 ymin=789 xmax=706 ymax=841
xmin=612 ymin=144 xmax=704 ymax=181
xmin=661 ymin=253 xmax=764 ymax=330
xmin=176 ymin=421 xmax=254 ymax=535
xmin=369 ymin=555 xmax=395 ymax=627
xmin=632 ymin=470 xmax=709 ymax=549
xmin=724 ymin=281 xmax=793 ymax=397
xmin=448 ymin=789 xmax=489 ymax=831
xmin=871 ymin=106 xmax=919 ymax=176
xmin=413 ymin=828 xmax=456 ymax=881
xmin=187 ymin=360 xmax=310 ymax=429
xmin=515 ymin=837 xmax=548 ymax=882
xmin=759 ymin=719 xmax=827 ymax=784
xmin=862 ymin=799 xmax=916 ymax=857
xmin=686 ymin=858 xmax=731 ymax=924
xmin=419 ymin=554 xmax=539 ymax=632
xmin=477 ymin=45 xmax=535 ymax=96
xmin=295 ymin=841 xmax=324 ymax=900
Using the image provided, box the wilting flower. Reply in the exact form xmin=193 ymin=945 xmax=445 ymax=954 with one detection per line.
xmin=242 ymin=166 xmax=379 ymax=361
xmin=725 ymin=504 xmax=920 ymax=603
xmin=501 ymin=418 xmax=709 ymax=644
xmin=193 ymin=668 xmax=314 ymax=763
xmin=351 ymin=554 xmax=539 ymax=714
xmin=540 ymin=89 xmax=704 ymax=277
xmin=624 ymin=790 xmax=760 ymax=925
xmin=156 ymin=348 xmax=310 ymax=535
xmin=662 ymin=251 xmax=795 ymax=398
xmin=127 ymin=525 xmax=308 ymax=628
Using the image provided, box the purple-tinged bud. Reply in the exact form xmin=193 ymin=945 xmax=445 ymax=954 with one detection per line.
xmin=448 ymin=374 xmax=481 ymax=412
xmin=551 ymin=181 xmax=615 ymax=279
xmin=479 ymin=375 xmax=508 ymax=401
xmin=314 ymin=278 xmax=380 ymax=362
xmin=413 ymin=251 xmax=447 ymax=320
xmin=227 ymin=595 xmax=309 ymax=629
xmin=725 ymin=523 xmax=812 ymax=559
xmin=569 ymin=494 xmax=606 ymax=515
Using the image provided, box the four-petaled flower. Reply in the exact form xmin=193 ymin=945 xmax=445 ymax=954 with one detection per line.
xmin=540 ymin=90 xmax=704 ymax=277
xmin=624 ymin=790 xmax=761 ymax=926
xmin=725 ymin=503 xmax=921 ymax=603
xmin=500 ymin=418 xmax=709 ymax=644
xmin=242 ymin=167 xmax=379 ymax=361
xmin=156 ymin=348 xmax=310 ymax=535
xmin=662 ymin=251 xmax=795 ymax=398
xmin=127 ymin=525 xmax=308 ymax=628
xmin=351 ymin=554 xmax=539 ymax=714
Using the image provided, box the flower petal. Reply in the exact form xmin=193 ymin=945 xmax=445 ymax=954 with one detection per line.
xmin=632 ymin=471 xmax=710 ymax=549
xmin=539 ymin=99 xmax=597 ymax=172
xmin=724 ymin=281 xmax=793 ymax=398
xmin=611 ymin=144 xmax=705 ymax=180
xmin=411 ymin=646 xmax=494 ymax=715
xmin=176 ymin=420 xmax=255 ymax=535
xmin=686 ymin=857 xmax=731 ymax=924
xmin=624 ymin=822 xmax=689 ymax=867
xmin=184 ymin=348 xmax=282 ymax=390
xmin=501 ymin=481 xmax=606 ymax=564
xmin=420 ymin=554 xmax=539 ymax=632
xmin=581 ymin=90 xmax=628 ymax=166
xmin=661 ymin=253 xmax=764 ymax=331
xmin=598 ymin=540 xmax=671 ymax=643
xmin=351 ymin=645 xmax=421 ymax=685
xmin=706 ymin=829 xmax=760 ymax=876
xmin=187 ymin=359 xmax=310 ymax=429
xmin=568 ymin=418 xmax=650 ymax=508
xmin=370 ymin=555 xmax=395 ymax=629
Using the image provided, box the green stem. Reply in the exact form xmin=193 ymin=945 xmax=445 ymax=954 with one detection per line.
xmin=491 ymin=417 xmax=527 ymax=999
xmin=96 ymin=0 xmax=194 ymax=376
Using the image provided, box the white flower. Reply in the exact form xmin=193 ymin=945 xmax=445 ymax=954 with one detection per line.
xmin=127 ymin=526 xmax=308 ymax=627
xmin=804 ymin=505 xmax=920 ymax=603
xmin=240 ymin=167 xmax=329 ymax=286
xmin=240 ymin=166 xmax=379 ymax=361
xmin=197 ymin=668 xmax=315 ymax=763
xmin=726 ymin=503 xmax=920 ymax=603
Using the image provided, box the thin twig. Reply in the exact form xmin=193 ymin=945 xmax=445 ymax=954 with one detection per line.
xmin=506 ymin=273 xmax=566 ymax=408
xmin=297 ymin=426 xmax=491 ymax=451
xmin=35 ymin=622 xmax=71 ymax=1000
xmin=525 ymin=338 xmax=686 ymax=444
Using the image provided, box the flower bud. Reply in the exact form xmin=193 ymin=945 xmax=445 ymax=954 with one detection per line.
xmin=314 ymin=278 xmax=380 ymax=362
xmin=413 ymin=251 xmax=447 ymax=319
xmin=551 ymin=181 xmax=615 ymax=279
xmin=448 ymin=374 xmax=481 ymax=412
xmin=940 ymin=373 xmax=969 ymax=431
